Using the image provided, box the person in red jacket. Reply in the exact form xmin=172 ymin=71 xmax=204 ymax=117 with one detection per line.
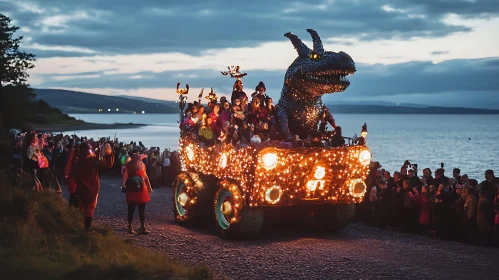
xmin=121 ymin=149 xmax=153 ymax=234
xmin=64 ymin=143 xmax=79 ymax=208
xmin=72 ymin=142 xmax=114 ymax=231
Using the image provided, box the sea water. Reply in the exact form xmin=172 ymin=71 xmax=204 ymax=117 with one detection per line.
xmin=65 ymin=113 xmax=499 ymax=180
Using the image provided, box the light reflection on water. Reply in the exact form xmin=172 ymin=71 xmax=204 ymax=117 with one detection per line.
xmin=66 ymin=113 xmax=499 ymax=180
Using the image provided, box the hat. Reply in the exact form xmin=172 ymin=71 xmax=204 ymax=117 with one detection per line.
xmin=205 ymin=87 xmax=217 ymax=100
xmin=255 ymin=81 xmax=266 ymax=91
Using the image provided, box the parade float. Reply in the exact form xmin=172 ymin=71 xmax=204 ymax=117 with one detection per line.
xmin=173 ymin=29 xmax=371 ymax=238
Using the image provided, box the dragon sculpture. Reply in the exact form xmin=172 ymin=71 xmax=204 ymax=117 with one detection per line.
xmin=277 ymin=29 xmax=356 ymax=140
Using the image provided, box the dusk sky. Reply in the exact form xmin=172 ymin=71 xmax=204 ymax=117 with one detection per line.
xmin=2 ymin=0 xmax=499 ymax=108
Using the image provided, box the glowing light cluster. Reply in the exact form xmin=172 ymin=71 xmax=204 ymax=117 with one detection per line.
xmin=261 ymin=151 xmax=278 ymax=170
xmin=178 ymin=134 xmax=372 ymax=218
xmin=359 ymin=150 xmax=371 ymax=166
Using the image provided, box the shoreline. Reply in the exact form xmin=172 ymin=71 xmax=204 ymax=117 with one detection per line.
xmin=34 ymin=122 xmax=147 ymax=133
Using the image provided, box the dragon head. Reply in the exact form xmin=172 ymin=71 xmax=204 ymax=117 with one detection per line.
xmin=283 ymin=29 xmax=356 ymax=98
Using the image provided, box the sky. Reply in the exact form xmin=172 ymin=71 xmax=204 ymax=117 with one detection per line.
xmin=2 ymin=0 xmax=499 ymax=109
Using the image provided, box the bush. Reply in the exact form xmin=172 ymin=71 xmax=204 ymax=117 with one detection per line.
xmin=0 ymin=172 xmax=216 ymax=280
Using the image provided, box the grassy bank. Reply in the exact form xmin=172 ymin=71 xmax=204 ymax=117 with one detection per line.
xmin=0 ymin=173 xmax=216 ymax=280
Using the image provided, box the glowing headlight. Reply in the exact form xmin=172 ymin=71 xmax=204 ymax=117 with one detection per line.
xmin=219 ymin=153 xmax=228 ymax=169
xmin=185 ymin=145 xmax=194 ymax=161
xmin=348 ymin=178 xmax=367 ymax=198
xmin=314 ymin=166 xmax=326 ymax=180
xmin=261 ymin=152 xmax=278 ymax=170
xmin=359 ymin=150 xmax=371 ymax=166
xmin=265 ymin=186 xmax=282 ymax=204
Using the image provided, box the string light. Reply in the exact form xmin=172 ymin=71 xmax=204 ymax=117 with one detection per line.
xmin=178 ymin=135 xmax=371 ymax=223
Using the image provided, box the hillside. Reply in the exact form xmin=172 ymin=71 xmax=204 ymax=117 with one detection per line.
xmin=326 ymin=104 xmax=499 ymax=114
xmin=35 ymin=89 xmax=179 ymax=114
xmin=34 ymin=88 xmax=499 ymax=115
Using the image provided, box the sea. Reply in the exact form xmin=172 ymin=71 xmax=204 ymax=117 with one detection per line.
xmin=65 ymin=113 xmax=499 ymax=180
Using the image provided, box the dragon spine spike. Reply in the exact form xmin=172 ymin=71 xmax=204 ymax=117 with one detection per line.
xmin=306 ymin=29 xmax=324 ymax=54
xmin=284 ymin=32 xmax=310 ymax=57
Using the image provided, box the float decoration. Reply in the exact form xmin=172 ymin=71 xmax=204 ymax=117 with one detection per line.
xmin=174 ymin=29 xmax=371 ymax=238
xmin=221 ymin=65 xmax=247 ymax=80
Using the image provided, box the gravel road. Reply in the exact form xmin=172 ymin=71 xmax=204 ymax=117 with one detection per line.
xmin=87 ymin=176 xmax=498 ymax=280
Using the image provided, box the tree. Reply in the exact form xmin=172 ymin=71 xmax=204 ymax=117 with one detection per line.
xmin=0 ymin=14 xmax=37 ymax=132
xmin=0 ymin=14 xmax=35 ymax=87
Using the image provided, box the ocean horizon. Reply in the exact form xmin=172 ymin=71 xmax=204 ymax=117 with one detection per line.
xmin=64 ymin=113 xmax=499 ymax=180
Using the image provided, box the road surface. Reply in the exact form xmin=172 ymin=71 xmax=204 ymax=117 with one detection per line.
xmin=89 ymin=176 xmax=498 ymax=280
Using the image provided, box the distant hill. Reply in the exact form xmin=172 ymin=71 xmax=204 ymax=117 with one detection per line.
xmin=34 ymin=89 xmax=179 ymax=114
xmin=326 ymin=104 xmax=499 ymax=114
xmin=34 ymin=88 xmax=499 ymax=115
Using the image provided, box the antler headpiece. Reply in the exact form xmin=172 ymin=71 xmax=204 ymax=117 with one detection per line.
xmin=176 ymin=82 xmax=190 ymax=95
xmin=221 ymin=65 xmax=247 ymax=80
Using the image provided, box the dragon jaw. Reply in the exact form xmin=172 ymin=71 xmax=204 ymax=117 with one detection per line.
xmin=283 ymin=29 xmax=356 ymax=98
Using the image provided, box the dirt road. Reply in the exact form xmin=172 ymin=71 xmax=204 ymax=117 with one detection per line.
xmin=89 ymin=176 xmax=498 ymax=280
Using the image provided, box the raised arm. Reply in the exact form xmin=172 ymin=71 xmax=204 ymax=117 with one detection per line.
xmin=97 ymin=143 xmax=115 ymax=171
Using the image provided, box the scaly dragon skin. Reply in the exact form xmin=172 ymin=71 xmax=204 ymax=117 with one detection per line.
xmin=277 ymin=29 xmax=356 ymax=140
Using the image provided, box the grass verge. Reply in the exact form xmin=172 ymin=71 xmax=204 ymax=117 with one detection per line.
xmin=0 ymin=172 xmax=216 ymax=280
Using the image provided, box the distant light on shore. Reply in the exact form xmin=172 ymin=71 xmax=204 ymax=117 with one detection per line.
xmin=116 ymin=108 xmax=119 ymax=111
xmin=142 ymin=111 xmax=145 ymax=114
xmin=108 ymin=109 xmax=111 ymax=112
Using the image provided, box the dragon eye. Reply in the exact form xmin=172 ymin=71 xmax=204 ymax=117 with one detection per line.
xmin=309 ymin=52 xmax=320 ymax=61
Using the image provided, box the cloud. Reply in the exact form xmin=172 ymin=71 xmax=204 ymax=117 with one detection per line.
xmin=6 ymin=0 xmax=499 ymax=55
xmin=35 ymin=57 xmax=499 ymax=110
xmin=431 ymin=51 xmax=450 ymax=55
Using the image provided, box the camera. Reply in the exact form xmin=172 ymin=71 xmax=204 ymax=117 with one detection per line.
xmin=440 ymin=163 xmax=444 ymax=168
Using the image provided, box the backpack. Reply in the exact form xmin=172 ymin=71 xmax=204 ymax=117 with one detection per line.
xmin=123 ymin=176 xmax=144 ymax=193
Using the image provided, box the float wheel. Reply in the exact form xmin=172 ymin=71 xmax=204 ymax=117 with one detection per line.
xmin=214 ymin=184 xmax=264 ymax=239
xmin=324 ymin=203 xmax=355 ymax=231
xmin=173 ymin=172 xmax=218 ymax=225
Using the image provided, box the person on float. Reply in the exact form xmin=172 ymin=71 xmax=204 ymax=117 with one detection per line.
xmin=259 ymin=122 xmax=271 ymax=142
xmin=182 ymin=103 xmax=199 ymax=127
xmin=330 ymin=126 xmax=346 ymax=147
xmin=231 ymin=98 xmax=246 ymax=127
xmin=208 ymin=104 xmax=220 ymax=135
xmin=216 ymin=101 xmax=231 ymax=137
xmin=251 ymin=81 xmax=267 ymax=108
xmin=121 ymin=149 xmax=153 ymax=234
xmin=205 ymin=88 xmax=218 ymax=114
xmin=247 ymin=97 xmax=267 ymax=127
xmin=72 ymin=141 xmax=114 ymax=232
xmin=231 ymin=79 xmax=247 ymax=104
xmin=195 ymin=105 xmax=205 ymax=124
xmin=198 ymin=118 xmax=215 ymax=147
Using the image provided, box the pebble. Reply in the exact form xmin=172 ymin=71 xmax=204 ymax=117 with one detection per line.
xmin=62 ymin=176 xmax=499 ymax=280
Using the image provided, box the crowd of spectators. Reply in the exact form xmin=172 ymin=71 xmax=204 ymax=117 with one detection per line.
xmin=360 ymin=161 xmax=499 ymax=247
xmin=9 ymin=131 xmax=181 ymax=191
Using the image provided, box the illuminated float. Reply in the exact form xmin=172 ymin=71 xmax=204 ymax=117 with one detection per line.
xmin=173 ymin=29 xmax=372 ymax=238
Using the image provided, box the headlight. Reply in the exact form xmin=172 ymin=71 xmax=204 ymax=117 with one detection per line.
xmin=359 ymin=150 xmax=371 ymax=166
xmin=349 ymin=178 xmax=367 ymax=198
xmin=261 ymin=152 xmax=278 ymax=170
xmin=265 ymin=186 xmax=283 ymax=204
